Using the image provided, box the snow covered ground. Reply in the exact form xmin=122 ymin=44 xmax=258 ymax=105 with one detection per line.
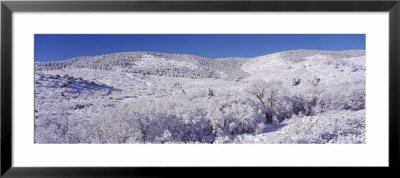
xmin=34 ymin=50 xmax=366 ymax=144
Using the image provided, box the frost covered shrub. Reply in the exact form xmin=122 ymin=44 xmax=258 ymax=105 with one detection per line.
xmin=206 ymin=88 xmax=214 ymax=97
xmin=80 ymin=99 xmax=217 ymax=144
xmin=34 ymin=104 xmax=76 ymax=143
xmin=222 ymin=101 xmax=263 ymax=135
xmin=310 ymin=81 xmax=365 ymax=112
xmin=289 ymin=96 xmax=307 ymax=115
xmin=205 ymin=96 xmax=264 ymax=136
xmin=292 ymin=77 xmax=301 ymax=86
xmin=288 ymin=79 xmax=342 ymax=116
xmin=75 ymin=105 xmax=138 ymax=143
xmin=346 ymin=88 xmax=365 ymax=111
xmin=76 ymin=104 xmax=162 ymax=143
xmin=272 ymin=96 xmax=295 ymax=122
xmin=272 ymin=110 xmax=365 ymax=144
xmin=165 ymin=102 xmax=215 ymax=143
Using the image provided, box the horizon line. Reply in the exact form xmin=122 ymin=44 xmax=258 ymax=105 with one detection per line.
xmin=35 ymin=48 xmax=366 ymax=62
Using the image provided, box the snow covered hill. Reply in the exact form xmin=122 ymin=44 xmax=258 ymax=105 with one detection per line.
xmin=34 ymin=49 xmax=366 ymax=144
xmin=36 ymin=49 xmax=365 ymax=84
xmin=242 ymin=49 xmax=365 ymax=86
xmin=35 ymin=51 xmax=249 ymax=81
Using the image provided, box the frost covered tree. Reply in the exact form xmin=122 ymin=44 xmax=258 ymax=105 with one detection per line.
xmin=248 ymin=80 xmax=283 ymax=124
xmin=301 ymin=76 xmax=324 ymax=115
xmin=206 ymin=88 xmax=214 ymax=97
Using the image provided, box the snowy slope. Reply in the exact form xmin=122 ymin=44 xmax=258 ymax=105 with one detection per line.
xmin=242 ymin=50 xmax=365 ymax=87
xmin=224 ymin=109 xmax=365 ymax=144
xmin=36 ymin=52 xmax=249 ymax=80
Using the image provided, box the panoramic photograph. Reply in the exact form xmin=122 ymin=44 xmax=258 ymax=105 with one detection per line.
xmin=34 ymin=34 xmax=366 ymax=144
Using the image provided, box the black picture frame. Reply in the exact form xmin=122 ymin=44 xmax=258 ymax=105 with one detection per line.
xmin=1 ymin=0 xmax=399 ymax=177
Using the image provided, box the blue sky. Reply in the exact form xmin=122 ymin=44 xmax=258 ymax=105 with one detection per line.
xmin=35 ymin=34 xmax=365 ymax=62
